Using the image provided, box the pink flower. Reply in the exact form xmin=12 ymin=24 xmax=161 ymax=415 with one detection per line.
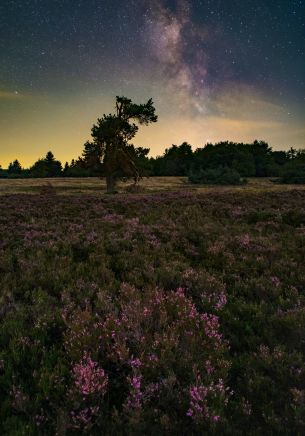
xmin=125 ymin=374 xmax=143 ymax=411
xmin=129 ymin=357 xmax=142 ymax=368
xmin=187 ymin=378 xmax=228 ymax=423
xmin=72 ymin=352 xmax=108 ymax=396
xmin=214 ymin=291 xmax=227 ymax=310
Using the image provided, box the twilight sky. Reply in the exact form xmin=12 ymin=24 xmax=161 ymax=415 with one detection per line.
xmin=0 ymin=0 xmax=304 ymax=167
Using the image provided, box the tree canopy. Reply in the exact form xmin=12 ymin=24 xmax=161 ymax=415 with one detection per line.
xmin=90 ymin=96 xmax=158 ymax=193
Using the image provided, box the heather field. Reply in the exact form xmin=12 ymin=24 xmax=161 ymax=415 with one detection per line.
xmin=1 ymin=180 xmax=305 ymax=435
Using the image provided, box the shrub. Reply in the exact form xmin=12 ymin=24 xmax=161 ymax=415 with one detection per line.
xmin=62 ymin=285 xmax=230 ymax=433
xmin=188 ymin=167 xmax=247 ymax=185
xmin=279 ymin=162 xmax=305 ymax=184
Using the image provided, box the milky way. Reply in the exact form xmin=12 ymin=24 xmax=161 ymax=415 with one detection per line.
xmin=146 ymin=0 xmax=209 ymax=114
xmin=0 ymin=0 xmax=304 ymax=166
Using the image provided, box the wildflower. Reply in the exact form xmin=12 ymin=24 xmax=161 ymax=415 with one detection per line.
xmin=72 ymin=352 xmax=108 ymax=396
xmin=129 ymin=357 xmax=142 ymax=368
xmin=125 ymin=374 xmax=143 ymax=411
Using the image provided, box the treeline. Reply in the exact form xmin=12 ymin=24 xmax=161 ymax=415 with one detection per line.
xmin=152 ymin=141 xmax=305 ymax=184
xmin=1 ymin=140 xmax=305 ymax=184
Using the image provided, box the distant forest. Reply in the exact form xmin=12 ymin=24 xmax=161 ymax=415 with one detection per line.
xmin=2 ymin=140 xmax=305 ymax=184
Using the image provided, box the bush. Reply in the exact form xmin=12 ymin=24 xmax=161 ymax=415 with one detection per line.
xmin=188 ymin=167 xmax=247 ymax=185
xmin=279 ymin=162 xmax=305 ymax=184
xmin=0 ymin=169 xmax=8 ymax=178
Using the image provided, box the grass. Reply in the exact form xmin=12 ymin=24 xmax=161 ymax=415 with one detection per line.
xmin=1 ymin=176 xmax=305 ymax=196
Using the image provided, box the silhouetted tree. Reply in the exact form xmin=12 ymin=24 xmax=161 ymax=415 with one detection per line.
xmin=279 ymin=149 xmax=305 ymax=184
xmin=124 ymin=144 xmax=152 ymax=177
xmin=29 ymin=151 xmax=62 ymax=177
xmin=251 ymin=140 xmax=273 ymax=176
xmin=8 ymin=159 xmax=22 ymax=174
xmin=0 ymin=163 xmax=8 ymax=178
xmin=273 ymin=151 xmax=289 ymax=166
xmin=63 ymin=162 xmax=69 ymax=176
xmin=190 ymin=142 xmax=255 ymax=177
xmin=81 ymin=141 xmax=103 ymax=175
xmin=154 ymin=142 xmax=193 ymax=176
xmin=287 ymin=147 xmax=297 ymax=160
xmin=90 ymin=96 xmax=157 ymax=193
xmin=63 ymin=157 xmax=92 ymax=177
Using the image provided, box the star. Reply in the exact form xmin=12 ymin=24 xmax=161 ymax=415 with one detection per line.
xmin=0 ymin=0 xmax=304 ymax=166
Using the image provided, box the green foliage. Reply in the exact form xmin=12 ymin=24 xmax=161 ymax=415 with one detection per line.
xmin=81 ymin=141 xmax=103 ymax=176
xmin=125 ymin=144 xmax=152 ymax=176
xmin=8 ymin=159 xmax=22 ymax=176
xmin=191 ymin=140 xmax=276 ymax=177
xmin=154 ymin=142 xmax=193 ymax=176
xmin=0 ymin=168 xmax=9 ymax=178
xmin=3 ymin=137 xmax=305 ymax=182
xmin=279 ymin=161 xmax=305 ymax=184
xmin=62 ymin=159 xmax=92 ymax=177
xmin=29 ymin=151 xmax=62 ymax=178
xmin=91 ymin=96 xmax=158 ymax=192
xmin=192 ymin=141 xmax=255 ymax=176
xmin=188 ymin=166 xmax=247 ymax=185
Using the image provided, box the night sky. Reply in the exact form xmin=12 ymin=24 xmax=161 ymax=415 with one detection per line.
xmin=0 ymin=0 xmax=304 ymax=167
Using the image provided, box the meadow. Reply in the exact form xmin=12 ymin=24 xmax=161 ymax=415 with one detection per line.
xmin=0 ymin=178 xmax=304 ymax=435
xmin=1 ymin=176 xmax=305 ymax=195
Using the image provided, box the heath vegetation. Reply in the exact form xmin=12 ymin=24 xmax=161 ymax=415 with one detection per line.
xmin=1 ymin=189 xmax=305 ymax=434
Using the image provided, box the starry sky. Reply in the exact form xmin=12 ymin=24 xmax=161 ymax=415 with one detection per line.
xmin=0 ymin=0 xmax=304 ymax=167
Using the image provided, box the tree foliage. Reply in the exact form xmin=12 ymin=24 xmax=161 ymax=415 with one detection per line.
xmin=188 ymin=167 xmax=247 ymax=185
xmin=2 ymin=132 xmax=305 ymax=186
xmin=153 ymin=142 xmax=193 ymax=176
xmin=90 ymin=96 xmax=158 ymax=193
xmin=29 ymin=151 xmax=62 ymax=177
xmin=8 ymin=159 xmax=22 ymax=175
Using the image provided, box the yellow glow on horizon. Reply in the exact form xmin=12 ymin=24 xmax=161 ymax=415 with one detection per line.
xmin=0 ymin=86 xmax=304 ymax=168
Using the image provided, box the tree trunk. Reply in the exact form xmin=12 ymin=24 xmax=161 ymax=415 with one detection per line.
xmin=106 ymin=173 xmax=117 ymax=194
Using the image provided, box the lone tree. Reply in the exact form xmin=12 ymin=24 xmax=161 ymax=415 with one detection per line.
xmin=90 ymin=96 xmax=157 ymax=193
